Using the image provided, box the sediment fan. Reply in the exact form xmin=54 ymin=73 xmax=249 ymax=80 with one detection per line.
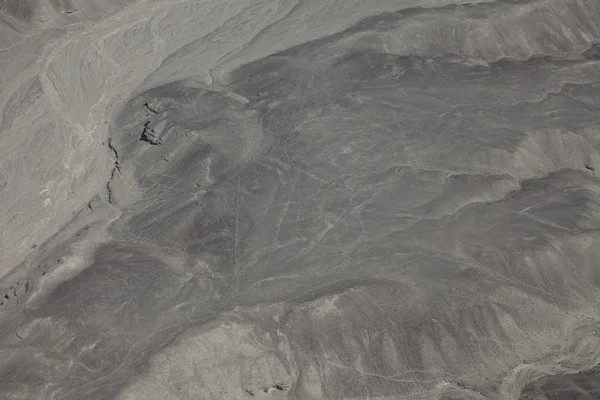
xmin=1 ymin=0 xmax=600 ymax=399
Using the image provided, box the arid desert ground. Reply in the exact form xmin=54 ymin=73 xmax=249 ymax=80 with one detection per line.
xmin=2 ymin=0 xmax=600 ymax=399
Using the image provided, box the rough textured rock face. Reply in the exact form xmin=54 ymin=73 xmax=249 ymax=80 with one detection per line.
xmin=2 ymin=0 xmax=600 ymax=399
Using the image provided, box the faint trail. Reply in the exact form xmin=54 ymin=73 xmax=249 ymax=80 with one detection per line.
xmin=55 ymin=314 xmax=217 ymax=400
xmin=233 ymin=179 xmax=241 ymax=294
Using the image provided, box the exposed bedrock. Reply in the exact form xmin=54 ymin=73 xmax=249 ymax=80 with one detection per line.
xmin=2 ymin=0 xmax=600 ymax=399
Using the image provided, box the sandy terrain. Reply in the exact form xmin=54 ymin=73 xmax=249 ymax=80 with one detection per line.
xmin=2 ymin=0 xmax=600 ymax=399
